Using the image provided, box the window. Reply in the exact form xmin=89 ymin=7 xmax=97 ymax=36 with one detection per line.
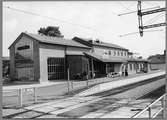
xmin=130 ymin=64 xmax=133 ymax=70
xmin=47 ymin=57 xmax=65 ymax=80
xmin=117 ymin=51 xmax=120 ymax=56
xmin=114 ymin=51 xmax=116 ymax=56
xmin=121 ymin=51 xmax=123 ymax=56
xmin=108 ymin=50 xmax=111 ymax=55
xmin=104 ymin=52 xmax=107 ymax=55
xmin=17 ymin=45 xmax=30 ymax=50
xmin=124 ymin=52 xmax=126 ymax=56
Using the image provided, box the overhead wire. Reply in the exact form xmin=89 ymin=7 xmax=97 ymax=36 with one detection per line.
xmin=144 ymin=13 xmax=165 ymax=25
xmin=119 ymin=29 xmax=163 ymax=37
xmin=118 ymin=1 xmax=134 ymax=11
xmin=117 ymin=1 xmax=165 ymax=37
xmin=3 ymin=6 xmax=97 ymax=32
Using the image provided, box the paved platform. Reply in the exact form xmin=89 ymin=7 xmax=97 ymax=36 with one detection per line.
xmin=3 ymin=70 xmax=164 ymax=108
xmin=3 ymin=95 xmax=162 ymax=118
xmin=3 ymin=70 xmax=165 ymax=118
xmin=77 ymin=70 xmax=165 ymax=96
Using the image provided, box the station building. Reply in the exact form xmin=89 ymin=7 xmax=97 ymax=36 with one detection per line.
xmin=9 ymin=32 xmax=150 ymax=83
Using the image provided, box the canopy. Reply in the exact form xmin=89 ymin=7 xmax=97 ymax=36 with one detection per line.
xmin=84 ymin=52 xmax=127 ymax=63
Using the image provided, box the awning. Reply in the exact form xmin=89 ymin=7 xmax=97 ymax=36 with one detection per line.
xmin=84 ymin=52 xmax=127 ymax=63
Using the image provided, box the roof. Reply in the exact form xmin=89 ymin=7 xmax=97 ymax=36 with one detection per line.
xmin=84 ymin=52 xmax=127 ymax=63
xmin=73 ymin=37 xmax=128 ymax=50
xmin=127 ymin=58 xmax=149 ymax=62
xmin=9 ymin=32 xmax=91 ymax=49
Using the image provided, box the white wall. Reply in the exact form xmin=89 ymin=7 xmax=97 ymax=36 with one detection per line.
xmin=93 ymin=46 xmax=128 ymax=59
xmin=39 ymin=44 xmax=65 ymax=82
xmin=114 ymin=64 xmax=122 ymax=73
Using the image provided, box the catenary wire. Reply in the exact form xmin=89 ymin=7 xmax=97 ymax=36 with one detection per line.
xmin=3 ymin=6 xmax=97 ymax=32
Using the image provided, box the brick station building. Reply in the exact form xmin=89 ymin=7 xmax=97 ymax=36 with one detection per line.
xmin=9 ymin=32 xmax=150 ymax=83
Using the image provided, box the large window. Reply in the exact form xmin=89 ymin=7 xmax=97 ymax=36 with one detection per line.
xmin=130 ymin=63 xmax=133 ymax=70
xmin=124 ymin=52 xmax=126 ymax=56
xmin=47 ymin=57 xmax=65 ymax=80
xmin=121 ymin=51 xmax=123 ymax=56
xmin=114 ymin=51 xmax=116 ymax=56
xmin=117 ymin=51 xmax=120 ymax=56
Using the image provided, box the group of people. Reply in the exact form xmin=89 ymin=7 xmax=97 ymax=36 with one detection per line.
xmin=82 ymin=68 xmax=129 ymax=80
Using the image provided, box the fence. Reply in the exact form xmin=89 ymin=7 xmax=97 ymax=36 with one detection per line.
xmin=132 ymin=94 xmax=166 ymax=118
xmin=3 ymin=77 xmax=110 ymax=107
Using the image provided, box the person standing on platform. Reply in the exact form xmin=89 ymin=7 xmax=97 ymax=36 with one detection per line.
xmin=125 ymin=67 xmax=128 ymax=76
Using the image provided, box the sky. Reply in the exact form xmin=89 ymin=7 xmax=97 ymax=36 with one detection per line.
xmin=3 ymin=1 xmax=166 ymax=58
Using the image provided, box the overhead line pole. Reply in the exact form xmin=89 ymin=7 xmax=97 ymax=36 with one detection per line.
xmin=141 ymin=22 xmax=166 ymax=29
xmin=118 ymin=6 xmax=160 ymax=16
xmin=137 ymin=1 xmax=166 ymax=37
xmin=141 ymin=8 xmax=166 ymax=16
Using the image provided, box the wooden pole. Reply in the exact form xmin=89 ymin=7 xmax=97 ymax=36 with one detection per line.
xmin=105 ymin=63 xmax=108 ymax=76
xmin=67 ymin=67 xmax=70 ymax=94
xmin=162 ymin=96 xmax=166 ymax=118
xmin=19 ymin=89 xmax=23 ymax=107
xmin=148 ymin=107 xmax=151 ymax=118
xmin=33 ymin=87 xmax=37 ymax=103
xmin=91 ymin=58 xmax=94 ymax=79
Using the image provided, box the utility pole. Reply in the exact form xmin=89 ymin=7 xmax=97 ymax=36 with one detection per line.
xmin=137 ymin=1 xmax=166 ymax=37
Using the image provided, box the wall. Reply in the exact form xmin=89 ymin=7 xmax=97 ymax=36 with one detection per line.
xmin=93 ymin=46 xmax=128 ymax=59
xmin=66 ymin=47 xmax=90 ymax=55
xmin=114 ymin=63 xmax=122 ymax=73
xmin=33 ymin=40 xmax=40 ymax=81
xmin=39 ymin=43 xmax=65 ymax=82
xmin=9 ymin=35 xmax=37 ymax=81
xmin=9 ymin=45 xmax=15 ymax=80
xmin=150 ymin=63 xmax=165 ymax=70
xmin=14 ymin=36 xmax=34 ymax=81
xmin=2 ymin=59 xmax=10 ymax=77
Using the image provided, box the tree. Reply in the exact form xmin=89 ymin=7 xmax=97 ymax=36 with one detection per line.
xmin=38 ymin=26 xmax=64 ymax=37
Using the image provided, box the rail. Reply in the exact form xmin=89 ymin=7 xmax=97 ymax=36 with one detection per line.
xmin=132 ymin=94 xmax=166 ymax=118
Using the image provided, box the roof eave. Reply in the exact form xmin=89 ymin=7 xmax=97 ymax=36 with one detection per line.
xmin=93 ymin=44 xmax=128 ymax=51
xmin=39 ymin=41 xmax=91 ymax=49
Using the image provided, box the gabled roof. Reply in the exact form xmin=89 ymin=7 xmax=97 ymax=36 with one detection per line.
xmin=9 ymin=32 xmax=91 ymax=49
xmin=73 ymin=37 xmax=128 ymax=50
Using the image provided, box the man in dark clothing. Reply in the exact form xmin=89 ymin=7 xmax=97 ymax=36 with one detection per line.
xmin=125 ymin=68 xmax=128 ymax=76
